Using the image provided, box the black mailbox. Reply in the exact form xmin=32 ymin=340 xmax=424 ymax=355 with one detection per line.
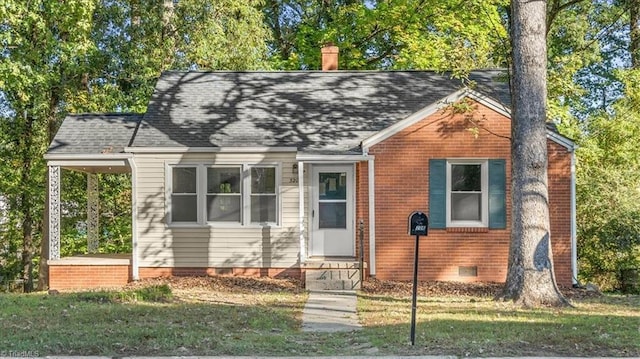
xmin=408 ymin=211 xmax=428 ymax=236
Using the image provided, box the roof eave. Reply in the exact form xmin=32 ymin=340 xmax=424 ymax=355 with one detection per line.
xmin=124 ymin=146 xmax=299 ymax=153
xmin=362 ymin=88 xmax=510 ymax=150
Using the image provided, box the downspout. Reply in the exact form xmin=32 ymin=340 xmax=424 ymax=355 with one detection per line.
xmin=571 ymin=148 xmax=578 ymax=286
xmin=298 ymin=161 xmax=305 ymax=265
xmin=364 ymin=149 xmax=376 ymax=277
xmin=128 ymin=157 xmax=139 ymax=281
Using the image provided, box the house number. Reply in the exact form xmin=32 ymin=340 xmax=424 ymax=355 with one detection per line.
xmin=289 ymin=178 xmax=299 ymax=184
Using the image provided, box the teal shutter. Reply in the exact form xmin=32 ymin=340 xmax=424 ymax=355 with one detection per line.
xmin=429 ymin=159 xmax=446 ymax=229
xmin=488 ymin=159 xmax=506 ymax=229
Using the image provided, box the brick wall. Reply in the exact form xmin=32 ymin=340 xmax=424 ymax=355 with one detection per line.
xmin=362 ymin=100 xmax=573 ymax=286
xmin=548 ymin=141 xmax=573 ymax=285
xmin=49 ymin=265 xmax=131 ymax=290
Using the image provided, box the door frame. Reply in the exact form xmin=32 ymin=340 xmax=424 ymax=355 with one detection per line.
xmin=308 ymin=164 xmax=356 ymax=257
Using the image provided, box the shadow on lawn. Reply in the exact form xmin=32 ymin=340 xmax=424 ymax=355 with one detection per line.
xmin=357 ymin=293 xmax=640 ymax=358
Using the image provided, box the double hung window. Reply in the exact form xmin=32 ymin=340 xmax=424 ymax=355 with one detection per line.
xmin=207 ymin=167 xmax=242 ymax=222
xmin=169 ymin=164 xmax=279 ymax=226
xmin=429 ymin=159 xmax=506 ymax=229
xmin=171 ymin=167 xmax=198 ymax=223
xmin=250 ymin=167 xmax=277 ymax=223
xmin=447 ymin=161 xmax=488 ymax=227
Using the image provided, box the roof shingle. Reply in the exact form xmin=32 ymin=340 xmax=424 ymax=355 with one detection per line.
xmin=48 ymin=70 xmax=510 ymax=155
xmin=47 ymin=113 xmax=142 ymax=155
xmin=132 ymin=70 xmax=509 ymax=153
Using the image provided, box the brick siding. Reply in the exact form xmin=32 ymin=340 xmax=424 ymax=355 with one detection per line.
xmin=49 ymin=265 xmax=131 ymax=290
xmin=359 ymin=100 xmax=573 ymax=286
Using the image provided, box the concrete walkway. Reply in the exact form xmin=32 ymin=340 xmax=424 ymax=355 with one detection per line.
xmin=301 ymin=290 xmax=362 ymax=332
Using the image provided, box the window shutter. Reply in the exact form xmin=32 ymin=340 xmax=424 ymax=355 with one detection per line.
xmin=429 ymin=159 xmax=446 ymax=229
xmin=488 ymin=159 xmax=506 ymax=229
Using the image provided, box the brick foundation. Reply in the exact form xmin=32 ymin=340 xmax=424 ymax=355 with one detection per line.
xmin=138 ymin=267 xmax=302 ymax=280
xmin=48 ymin=264 xmax=131 ymax=290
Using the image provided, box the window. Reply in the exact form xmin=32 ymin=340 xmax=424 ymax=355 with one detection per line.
xmin=318 ymin=172 xmax=348 ymax=228
xmin=207 ymin=167 xmax=241 ymax=222
xmin=429 ymin=159 xmax=506 ymax=229
xmin=168 ymin=164 xmax=279 ymax=226
xmin=171 ymin=167 xmax=198 ymax=222
xmin=250 ymin=167 xmax=277 ymax=223
xmin=447 ymin=161 xmax=488 ymax=226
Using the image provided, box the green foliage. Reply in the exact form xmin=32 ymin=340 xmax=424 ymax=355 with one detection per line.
xmin=73 ymin=284 xmax=172 ymax=303
xmin=576 ymin=69 xmax=640 ymax=291
xmin=59 ymin=172 xmax=133 ymax=256
xmin=0 ymin=0 xmax=96 ymax=291
xmin=264 ymin=0 xmax=508 ymax=72
xmin=0 ymin=0 xmax=271 ymax=289
xmin=547 ymin=1 xmax=602 ymax=124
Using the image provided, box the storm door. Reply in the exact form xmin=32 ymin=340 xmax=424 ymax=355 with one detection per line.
xmin=309 ymin=165 xmax=354 ymax=257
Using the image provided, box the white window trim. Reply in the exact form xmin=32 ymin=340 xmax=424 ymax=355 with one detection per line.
xmin=205 ymin=165 xmax=243 ymax=226
xmin=167 ymin=163 xmax=203 ymax=227
xmin=246 ymin=163 xmax=281 ymax=226
xmin=166 ymin=162 xmax=281 ymax=228
xmin=445 ymin=159 xmax=488 ymax=228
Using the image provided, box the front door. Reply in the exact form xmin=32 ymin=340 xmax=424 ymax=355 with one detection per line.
xmin=310 ymin=165 xmax=354 ymax=257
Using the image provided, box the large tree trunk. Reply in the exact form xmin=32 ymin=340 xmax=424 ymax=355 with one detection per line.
xmin=38 ymin=186 xmax=50 ymax=291
xmin=500 ymin=0 xmax=569 ymax=307
xmin=20 ymin=114 xmax=36 ymax=293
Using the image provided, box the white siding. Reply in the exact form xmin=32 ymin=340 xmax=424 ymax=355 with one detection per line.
xmin=134 ymin=152 xmax=301 ymax=269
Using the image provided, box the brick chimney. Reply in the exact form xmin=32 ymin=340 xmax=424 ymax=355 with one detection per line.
xmin=321 ymin=44 xmax=339 ymax=71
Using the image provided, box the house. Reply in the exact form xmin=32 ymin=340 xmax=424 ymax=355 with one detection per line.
xmin=44 ymin=48 xmax=576 ymax=290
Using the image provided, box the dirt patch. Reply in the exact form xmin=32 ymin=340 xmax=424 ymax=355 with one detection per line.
xmin=125 ymin=276 xmax=305 ymax=304
xmin=126 ymin=276 xmax=600 ymax=303
xmin=362 ymin=278 xmax=602 ymax=300
xmin=127 ymin=275 xmax=304 ymax=293
xmin=362 ymin=279 xmax=503 ymax=298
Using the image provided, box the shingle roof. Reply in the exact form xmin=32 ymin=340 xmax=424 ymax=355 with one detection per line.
xmin=131 ymin=70 xmax=510 ymax=153
xmin=47 ymin=113 xmax=142 ymax=155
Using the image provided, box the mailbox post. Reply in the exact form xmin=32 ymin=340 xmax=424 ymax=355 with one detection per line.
xmin=408 ymin=211 xmax=428 ymax=346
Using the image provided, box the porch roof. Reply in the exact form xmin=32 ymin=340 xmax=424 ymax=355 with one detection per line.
xmin=47 ymin=113 xmax=142 ymax=155
xmin=45 ymin=113 xmax=141 ymax=173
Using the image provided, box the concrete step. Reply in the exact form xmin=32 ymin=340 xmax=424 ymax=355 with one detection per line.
xmin=303 ymin=260 xmax=363 ymax=269
xmin=305 ymin=268 xmax=361 ymax=290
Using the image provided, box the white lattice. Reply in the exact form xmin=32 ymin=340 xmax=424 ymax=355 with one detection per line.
xmin=48 ymin=166 xmax=61 ymax=260
xmin=87 ymin=173 xmax=99 ymax=254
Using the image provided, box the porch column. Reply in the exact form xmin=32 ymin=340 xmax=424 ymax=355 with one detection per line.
xmin=87 ymin=173 xmax=99 ymax=253
xmin=48 ymin=165 xmax=61 ymax=260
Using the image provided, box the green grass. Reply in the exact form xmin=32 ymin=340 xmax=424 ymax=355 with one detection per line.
xmin=358 ymin=293 xmax=640 ymax=357
xmin=0 ymin=286 xmax=316 ymax=356
xmin=0 ymin=283 xmax=638 ymax=357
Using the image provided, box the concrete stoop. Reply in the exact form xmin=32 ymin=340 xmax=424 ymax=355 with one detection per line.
xmin=303 ymin=260 xmax=363 ymax=290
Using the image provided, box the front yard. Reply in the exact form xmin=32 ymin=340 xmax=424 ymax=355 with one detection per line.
xmin=0 ymin=277 xmax=638 ymax=357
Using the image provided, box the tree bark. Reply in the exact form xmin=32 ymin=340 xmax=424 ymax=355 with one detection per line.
xmin=500 ymin=0 xmax=569 ymax=307
xmin=20 ymin=113 xmax=35 ymax=293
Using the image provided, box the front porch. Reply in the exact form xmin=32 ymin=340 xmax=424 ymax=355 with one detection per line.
xmin=45 ymin=153 xmax=137 ymax=291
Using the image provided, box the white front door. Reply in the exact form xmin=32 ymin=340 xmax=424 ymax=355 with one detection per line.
xmin=310 ymin=165 xmax=354 ymax=257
